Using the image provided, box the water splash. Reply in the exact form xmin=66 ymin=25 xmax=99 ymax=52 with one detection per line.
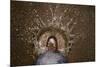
xmin=18 ymin=4 xmax=82 ymax=56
